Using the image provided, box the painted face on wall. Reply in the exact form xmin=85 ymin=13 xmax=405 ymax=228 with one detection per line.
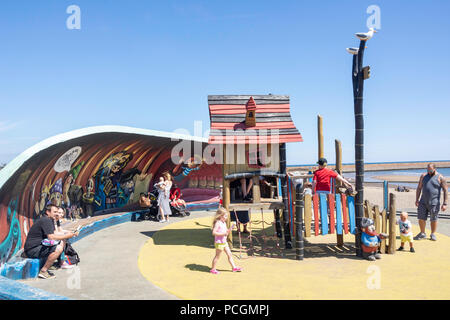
xmin=38 ymin=187 xmax=49 ymax=211
xmin=111 ymin=164 xmax=121 ymax=174
xmin=122 ymin=179 xmax=135 ymax=194
xmin=102 ymin=151 xmax=132 ymax=177
xmin=49 ymin=191 xmax=63 ymax=207
xmin=48 ymin=178 xmax=63 ymax=207
xmin=86 ymin=178 xmax=94 ymax=194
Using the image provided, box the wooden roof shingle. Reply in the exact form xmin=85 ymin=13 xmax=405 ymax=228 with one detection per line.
xmin=208 ymin=95 xmax=303 ymax=144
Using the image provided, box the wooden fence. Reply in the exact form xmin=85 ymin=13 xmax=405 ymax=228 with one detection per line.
xmin=288 ymin=185 xmax=398 ymax=258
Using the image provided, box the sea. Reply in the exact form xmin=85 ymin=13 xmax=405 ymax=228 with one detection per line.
xmin=288 ymin=162 xmax=450 ymax=188
xmin=344 ymin=168 xmax=450 ymax=188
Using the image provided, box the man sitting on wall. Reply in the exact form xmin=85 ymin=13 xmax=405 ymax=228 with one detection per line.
xmin=24 ymin=204 xmax=79 ymax=279
xmin=313 ymin=158 xmax=354 ymax=195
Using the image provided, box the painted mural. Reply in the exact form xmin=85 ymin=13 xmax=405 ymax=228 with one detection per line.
xmin=0 ymin=131 xmax=222 ymax=265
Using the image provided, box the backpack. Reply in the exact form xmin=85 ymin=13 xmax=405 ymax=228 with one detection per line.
xmin=64 ymin=242 xmax=80 ymax=265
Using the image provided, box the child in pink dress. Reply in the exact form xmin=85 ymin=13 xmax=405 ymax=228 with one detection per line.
xmin=210 ymin=207 xmax=242 ymax=274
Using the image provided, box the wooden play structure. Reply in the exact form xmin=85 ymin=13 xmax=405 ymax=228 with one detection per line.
xmin=287 ymin=115 xmax=397 ymax=260
xmin=287 ymin=187 xmax=398 ymax=260
xmin=208 ymin=98 xmax=398 ymax=260
xmin=208 ymin=95 xmax=303 ymax=250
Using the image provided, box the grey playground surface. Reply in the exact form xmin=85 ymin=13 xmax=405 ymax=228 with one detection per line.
xmin=17 ymin=208 xmax=450 ymax=300
xmin=18 ymin=211 xmax=214 ymax=300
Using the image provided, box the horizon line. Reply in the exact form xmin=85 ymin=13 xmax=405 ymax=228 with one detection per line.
xmin=288 ymin=160 xmax=450 ymax=167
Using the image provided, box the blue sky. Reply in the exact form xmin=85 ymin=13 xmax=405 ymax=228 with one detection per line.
xmin=0 ymin=0 xmax=449 ymax=165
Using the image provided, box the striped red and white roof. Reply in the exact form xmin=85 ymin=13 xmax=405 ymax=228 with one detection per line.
xmin=208 ymin=95 xmax=303 ymax=144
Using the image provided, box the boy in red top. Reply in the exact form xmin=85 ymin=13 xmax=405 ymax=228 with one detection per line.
xmin=313 ymin=158 xmax=354 ymax=194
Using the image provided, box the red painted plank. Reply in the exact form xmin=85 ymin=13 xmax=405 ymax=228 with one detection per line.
xmin=211 ymin=122 xmax=297 ymax=130
xmin=208 ymin=134 xmax=303 ymax=144
xmin=341 ymin=194 xmax=349 ymax=234
xmin=313 ymin=194 xmax=320 ymax=236
xmin=327 ymin=193 xmax=335 ymax=234
xmin=210 ymin=109 xmax=292 ymax=116
xmin=209 ymin=104 xmax=291 ymax=111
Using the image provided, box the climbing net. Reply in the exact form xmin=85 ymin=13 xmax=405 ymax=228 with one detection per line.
xmin=232 ymin=209 xmax=284 ymax=260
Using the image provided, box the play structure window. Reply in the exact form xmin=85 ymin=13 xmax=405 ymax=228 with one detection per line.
xmin=247 ymin=149 xmax=267 ymax=168
xmin=229 ymin=176 xmax=278 ymax=202
xmin=260 ymin=176 xmax=277 ymax=199
xmin=230 ymin=178 xmax=247 ymax=201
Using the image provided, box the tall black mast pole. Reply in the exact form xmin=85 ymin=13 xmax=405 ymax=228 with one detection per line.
xmin=353 ymin=39 xmax=367 ymax=257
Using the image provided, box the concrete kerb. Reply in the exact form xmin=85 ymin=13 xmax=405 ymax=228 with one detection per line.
xmin=0 ymin=276 xmax=69 ymax=300
xmin=0 ymin=210 xmax=146 ymax=300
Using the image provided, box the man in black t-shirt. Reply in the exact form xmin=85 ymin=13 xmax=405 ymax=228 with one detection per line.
xmin=24 ymin=204 xmax=78 ymax=279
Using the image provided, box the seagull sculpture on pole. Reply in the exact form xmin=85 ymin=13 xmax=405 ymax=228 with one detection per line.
xmin=355 ymin=27 xmax=377 ymax=41
xmin=346 ymin=46 xmax=369 ymax=55
xmin=346 ymin=47 xmax=359 ymax=55
xmin=347 ymin=27 xmax=377 ymax=258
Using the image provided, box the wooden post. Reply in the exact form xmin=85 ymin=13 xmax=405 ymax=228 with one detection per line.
xmin=318 ymin=115 xmax=324 ymax=159
xmin=380 ymin=208 xmax=387 ymax=253
xmin=364 ymin=200 xmax=371 ymax=218
xmin=223 ymin=145 xmax=232 ymax=248
xmin=335 ymin=140 xmax=343 ymax=186
xmin=304 ymin=194 xmax=312 ymax=237
xmin=335 ymin=139 xmax=344 ymax=246
xmin=373 ymin=205 xmax=381 ymax=233
xmin=295 ymin=184 xmax=304 ymax=260
xmin=388 ymin=193 xmax=396 ymax=254
xmin=252 ymin=175 xmax=261 ymax=204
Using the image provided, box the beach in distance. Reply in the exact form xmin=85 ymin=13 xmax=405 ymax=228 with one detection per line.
xmin=288 ymin=160 xmax=450 ymax=183
xmin=288 ymin=160 xmax=450 ymax=173
xmin=288 ymin=160 xmax=450 ymax=213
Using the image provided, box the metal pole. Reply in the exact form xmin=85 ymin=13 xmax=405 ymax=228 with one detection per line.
xmin=280 ymin=143 xmax=293 ymax=249
xmin=274 ymin=209 xmax=282 ymax=238
xmin=353 ymin=39 xmax=367 ymax=257
xmin=295 ymin=184 xmax=304 ymax=260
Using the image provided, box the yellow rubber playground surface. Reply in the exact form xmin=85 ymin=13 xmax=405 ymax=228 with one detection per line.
xmin=138 ymin=214 xmax=450 ymax=300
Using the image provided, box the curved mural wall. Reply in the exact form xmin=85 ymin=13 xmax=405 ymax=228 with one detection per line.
xmin=0 ymin=126 xmax=222 ymax=265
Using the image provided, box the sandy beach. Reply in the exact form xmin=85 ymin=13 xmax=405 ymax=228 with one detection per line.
xmin=363 ymin=185 xmax=449 ymax=213
xmin=372 ymin=174 xmax=450 ymax=183
xmin=288 ymin=161 xmax=449 ymax=212
xmin=288 ymin=160 xmax=450 ymax=173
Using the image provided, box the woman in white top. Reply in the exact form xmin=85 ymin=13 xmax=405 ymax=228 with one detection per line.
xmin=159 ymin=172 xmax=173 ymax=222
xmin=156 ymin=177 xmax=166 ymax=222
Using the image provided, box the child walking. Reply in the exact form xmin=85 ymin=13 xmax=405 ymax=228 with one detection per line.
xmin=397 ymin=211 xmax=415 ymax=252
xmin=210 ymin=207 xmax=242 ymax=274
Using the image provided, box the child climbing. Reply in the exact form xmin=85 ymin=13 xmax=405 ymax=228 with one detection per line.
xmin=210 ymin=207 xmax=242 ymax=274
xmin=397 ymin=211 xmax=415 ymax=253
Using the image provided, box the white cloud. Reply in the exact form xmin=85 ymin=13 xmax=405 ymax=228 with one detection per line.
xmin=0 ymin=121 xmax=21 ymax=132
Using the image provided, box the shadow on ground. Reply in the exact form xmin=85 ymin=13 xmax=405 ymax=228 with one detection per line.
xmin=142 ymin=223 xmax=363 ymax=261
xmin=184 ymin=264 xmax=211 ymax=273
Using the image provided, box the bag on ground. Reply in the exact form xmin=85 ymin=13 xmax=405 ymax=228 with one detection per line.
xmin=64 ymin=241 xmax=80 ymax=265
